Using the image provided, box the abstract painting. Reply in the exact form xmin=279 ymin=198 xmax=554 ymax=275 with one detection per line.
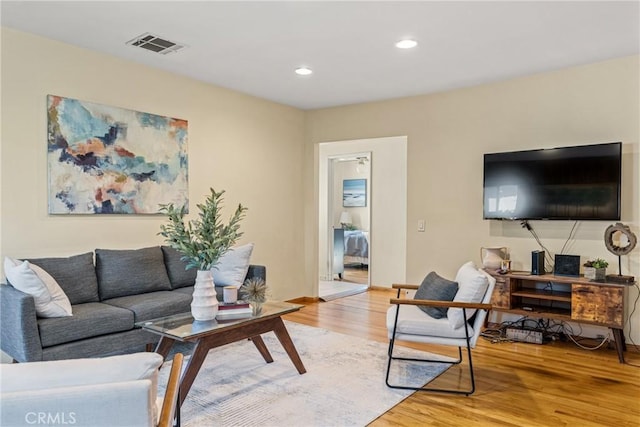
xmin=47 ymin=95 xmax=188 ymax=214
xmin=343 ymin=179 xmax=367 ymax=207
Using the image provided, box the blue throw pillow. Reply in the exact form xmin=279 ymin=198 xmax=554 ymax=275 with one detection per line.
xmin=414 ymin=271 xmax=459 ymax=319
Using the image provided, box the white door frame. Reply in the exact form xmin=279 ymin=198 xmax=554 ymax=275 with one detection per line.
xmin=326 ymin=152 xmax=372 ymax=284
xmin=318 ymin=136 xmax=407 ymax=290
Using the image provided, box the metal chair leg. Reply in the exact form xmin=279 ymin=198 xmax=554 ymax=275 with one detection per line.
xmin=385 ymin=306 xmax=476 ymax=396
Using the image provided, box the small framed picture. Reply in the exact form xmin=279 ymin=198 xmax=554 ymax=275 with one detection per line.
xmin=343 ymin=179 xmax=367 ymax=207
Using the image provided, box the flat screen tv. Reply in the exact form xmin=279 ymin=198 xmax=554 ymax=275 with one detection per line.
xmin=483 ymin=142 xmax=621 ymax=220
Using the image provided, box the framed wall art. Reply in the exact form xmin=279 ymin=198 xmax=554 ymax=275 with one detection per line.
xmin=343 ymin=179 xmax=367 ymax=207
xmin=47 ymin=95 xmax=188 ymax=214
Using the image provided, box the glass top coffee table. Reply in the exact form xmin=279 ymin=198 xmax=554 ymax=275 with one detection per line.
xmin=137 ymin=301 xmax=306 ymax=405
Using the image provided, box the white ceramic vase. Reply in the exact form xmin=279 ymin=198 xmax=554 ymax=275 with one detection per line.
xmin=480 ymin=247 xmax=508 ymax=269
xmin=191 ymin=270 xmax=219 ymax=321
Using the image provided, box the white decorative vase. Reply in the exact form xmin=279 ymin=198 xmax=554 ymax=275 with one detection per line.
xmin=481 ymin=247 xmax=508 ymax=269
xmin=191 ymin=270 xmax=219 ymax=321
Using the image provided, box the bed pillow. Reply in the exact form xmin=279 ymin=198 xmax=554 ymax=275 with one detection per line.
xmin=448 ymin=262 xmax=489 ymax=330
xmin=414 ymin=272 xmax=458 ymax=319
xmin=212 ymin=243 xmax=254 ymax=287
xmin=4 ymin=257 xmax=73 ymax=317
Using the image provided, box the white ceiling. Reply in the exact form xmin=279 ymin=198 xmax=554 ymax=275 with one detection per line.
xmin=2 ymin=1 xmax=639 ymax=110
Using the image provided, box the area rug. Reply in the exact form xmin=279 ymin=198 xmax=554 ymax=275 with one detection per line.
xmin=158 ymin=321 xmax=449 ymax=427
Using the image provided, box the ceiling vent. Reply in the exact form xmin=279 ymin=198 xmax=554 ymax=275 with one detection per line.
xmin=126 ymin=33 xmax=186 ymax=55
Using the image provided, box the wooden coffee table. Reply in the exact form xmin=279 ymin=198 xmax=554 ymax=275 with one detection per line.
xmin=137 ymin=301 xmax=306 ymax=405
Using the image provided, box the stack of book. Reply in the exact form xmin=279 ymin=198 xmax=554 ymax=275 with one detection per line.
xmin=216 ymin=300 xmax=252 ymax=320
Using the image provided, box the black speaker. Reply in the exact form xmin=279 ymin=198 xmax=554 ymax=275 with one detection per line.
xmin=531 ymin=251 xmax=545 ymax=275
xmin=554 ymin=254 xmax=580 ymax=277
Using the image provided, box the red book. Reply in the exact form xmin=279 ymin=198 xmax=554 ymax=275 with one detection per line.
xmin=218 ymin=301 xmax=250 ymax=310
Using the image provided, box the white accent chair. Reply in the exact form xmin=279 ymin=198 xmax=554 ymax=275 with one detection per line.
xmin=386 ymin=263 xmax=495 ymax=395
xmin=0 ymin=352 xmax=184 ymax=427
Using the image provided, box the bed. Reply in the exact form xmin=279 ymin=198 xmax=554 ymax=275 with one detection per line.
xmin=343 ymin=230 xmax=369 ymax=266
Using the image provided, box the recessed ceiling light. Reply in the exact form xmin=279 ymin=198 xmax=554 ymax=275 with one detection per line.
xmin=295 ymin=67 xmax=313 ymax=76
xmin=395 ymin=39 xmax=418 ymax=49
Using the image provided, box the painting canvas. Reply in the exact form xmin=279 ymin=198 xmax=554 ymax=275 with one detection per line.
xmin=343 ymin=179 xmax=367 ymax=207
xmin=47 ymin=95 xmax=188 ymax=214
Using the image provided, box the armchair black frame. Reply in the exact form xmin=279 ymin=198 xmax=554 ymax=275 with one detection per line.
xmin=385 ymin=283 xmax=493 ymax=396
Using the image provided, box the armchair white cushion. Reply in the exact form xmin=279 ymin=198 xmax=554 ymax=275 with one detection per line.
xmin=387 ymin=305 xmax=475 ymax=343
xmin=1 ymin=353 xmax=164 ymax=427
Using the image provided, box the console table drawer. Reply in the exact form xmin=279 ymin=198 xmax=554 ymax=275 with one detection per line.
xmin=571 ymin=284 xmax=624 ymax=328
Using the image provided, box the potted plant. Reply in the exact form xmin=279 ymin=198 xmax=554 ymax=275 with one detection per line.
xmin=583 ymin=258 xmax=608 ymax=282
xmin=159 ymin=188 xmax=247 ymax=320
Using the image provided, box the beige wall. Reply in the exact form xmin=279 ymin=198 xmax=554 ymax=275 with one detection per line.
xmin=0 ymin=28 xmax=306 ymax=301
xmin=2 ymin=27 xmax=639 ymax=342
xmin=305 ymin=56 xmax=640 ymax=341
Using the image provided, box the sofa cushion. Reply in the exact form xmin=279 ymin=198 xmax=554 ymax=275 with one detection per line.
xmin=386 ymin=305 xmax=474 ymax=339
xmin=172 ymin=286 xmax=194 ymax=296
xmin=27 ymin=252 xmax=99 ymax=305
xmin=38 ymin=302 xmax=134 ymax=347
xmin=448 ymin=262 xmax=489 ymax=330
xmin=103 ymin=291 xmax=192 ymax=322
xmin=96 ymin=247 xmax=172 ymax=300
xmin=212 ymin=243 xmax=254 ymax=287
xmin=161 ymin=246 xmax=196 ymax=289
xmin=4 ymin=257 xmax=72 ymax=318
xmin=414 ymin=272 xmax=458 ymax=319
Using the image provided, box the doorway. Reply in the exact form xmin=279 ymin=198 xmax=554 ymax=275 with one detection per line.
xmin=319 ymin=154 xmax=371 ymax=300
xmin=317 ymin=136 xmax=407 ymax=301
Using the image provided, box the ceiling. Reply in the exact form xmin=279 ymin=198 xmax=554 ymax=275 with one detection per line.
xmin=2 ymin=1 xmax=639 ymax=110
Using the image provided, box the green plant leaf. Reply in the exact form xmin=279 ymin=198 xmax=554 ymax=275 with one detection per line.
xmin=158 ymin=188 xmax=247 ymax=270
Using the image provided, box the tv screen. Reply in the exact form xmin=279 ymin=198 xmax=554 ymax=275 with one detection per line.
xmin=483 ymin=142 xmax=621 ymax=220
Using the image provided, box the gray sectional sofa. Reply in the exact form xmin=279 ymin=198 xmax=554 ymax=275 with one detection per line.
xmin=0 ymin=246 xmax=265 ymax=362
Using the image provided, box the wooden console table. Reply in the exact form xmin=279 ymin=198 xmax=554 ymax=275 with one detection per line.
xmin=487 ymin=271 xmax=632 ymax=363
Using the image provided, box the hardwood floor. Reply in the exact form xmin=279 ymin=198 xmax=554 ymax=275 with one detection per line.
xmin=343 ymin=265 xmax=369 ymax=284
xmin=284 ymin=288 xmax=640 ymax=427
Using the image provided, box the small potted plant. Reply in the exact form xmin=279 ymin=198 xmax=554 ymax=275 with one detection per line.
xmin=583 ymin=258 xmax=608 ymax=281
xmin=159 ymin=188 xmax=247 ymax=320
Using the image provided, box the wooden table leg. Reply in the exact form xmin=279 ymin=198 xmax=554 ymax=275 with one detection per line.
xmin=155 ymin=336 xmax=176 ymax=359
xmin=611 ymin=328 xmax=626 ymax=363
xmin=178 ymin=340 xmax=210 ymax=406
xmin=250 ymin=335 xmax=274 ymax=363
xmin=272 ymin=318 xmax=307 ymax=374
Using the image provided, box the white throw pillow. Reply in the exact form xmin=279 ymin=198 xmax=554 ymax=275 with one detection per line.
xmin=4 ymin=257 xmax=72 ymax=317
xmin=212 ymin=243 xmax=254 ymax=287
xmin=448 ymin=261 xmax=489 ymax=330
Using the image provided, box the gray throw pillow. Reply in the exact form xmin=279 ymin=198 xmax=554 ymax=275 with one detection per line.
xmin=414 ymin=271 xmax=459 ymax=319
